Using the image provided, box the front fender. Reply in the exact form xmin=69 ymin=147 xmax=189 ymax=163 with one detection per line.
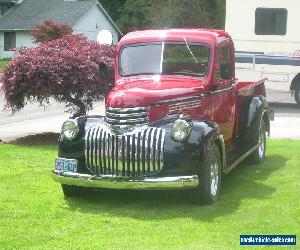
xmin=152 ymin=117 xmax=224 ymax=177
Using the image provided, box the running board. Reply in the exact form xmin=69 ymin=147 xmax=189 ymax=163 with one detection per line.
xmin=223 ymin=144 xmax=259 ymax=174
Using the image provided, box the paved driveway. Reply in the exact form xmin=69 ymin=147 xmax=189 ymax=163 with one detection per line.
xmin=269 ymin=102 xmax=300 ymax=139
xmin=0 ymin=94 xmax=105 ymax=141
xmin=0 ymin=84 xmax=299 ymax=141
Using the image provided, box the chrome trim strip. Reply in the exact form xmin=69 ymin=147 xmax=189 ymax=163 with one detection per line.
xmin=99 ymin=129 xmax=104 ymax=173
xmin=121 ymin=136 xmax=126 ymax=175
xmin=92 ymin=127 xmax=97 ymax=174
xmin=107 ymin=132 xmax=111 ymax=172
xmin=95 ymin=127 xmax=100 ymax=175
xmin=170 ymin=99 xmax=202 ymax=106
xmin=154 ymin=129 xmax=161 ymax=171
xmin=160 ymin=129 xmax=166 ymax=170
xmin=145 ymin=128 xmax=151 ymax=174
xmin=105 ymin=117 xmax=148 ymax=124
xmin=53 ymin=171 xmax=199 ymax=190
xmin=169 ymin=104 xmax=202 ymax=113
xmin=103 ymin=130 xmax=107 ymax=171
xmin=88 ymin=128 xmax=93 ymax=169
xmin=107 ymin=107 xmax=148 ymax=113
xmin=211 ymin=86 xmax=235 ymax=95
xmin=106 ymin=112 xmax=148 ymax=118
xmin=125 ymin=135 xmax=129 ymax=176
xmin=170 ymin=101 xmax=202 ymax=109
xmin=128 ymin=134 xmax=132 ymax=175
xmin=150 ymin=128 xmax=155 ymax=172
xmin=84 ymin=128 xmax=90 ymax=169
xmin=137 ymin=132 xmax=142 ymax=175
xmin=97 ymin=127 xmax=102 ymax=174
xmin=151 ymin=94 xmax=205 ymax=106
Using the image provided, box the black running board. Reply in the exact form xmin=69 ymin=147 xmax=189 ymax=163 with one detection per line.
xmin=223 ymin=144 xmax=259 ymax=174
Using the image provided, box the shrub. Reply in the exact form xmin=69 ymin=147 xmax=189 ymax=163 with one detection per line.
xmin=1 ymin=34 xmax=115 ymax=115
xmin=31 ymin=20 xmax=73 ymax=43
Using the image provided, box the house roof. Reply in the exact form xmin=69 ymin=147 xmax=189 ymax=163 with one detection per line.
xmin=0 ymin=0 xmax=122 ymax=34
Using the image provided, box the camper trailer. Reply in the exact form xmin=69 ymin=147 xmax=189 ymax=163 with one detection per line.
xmin=226 ymin=0 xmax=300 ymax=107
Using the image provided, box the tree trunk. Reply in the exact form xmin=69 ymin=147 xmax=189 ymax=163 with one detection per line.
xmin=65 ymin=96 xmax=86 ymax=116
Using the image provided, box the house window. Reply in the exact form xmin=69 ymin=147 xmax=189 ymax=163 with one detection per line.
xmin=255 ymin=8 xmax=287 ymax=35
xmin=4 ymin=32 xmax=16 ymax=51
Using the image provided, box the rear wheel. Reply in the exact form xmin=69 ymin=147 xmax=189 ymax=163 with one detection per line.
xmin=192 ymin=142 xmax=222 ymax=204
xmin=249 ymin=119 xmax=266 ymax=164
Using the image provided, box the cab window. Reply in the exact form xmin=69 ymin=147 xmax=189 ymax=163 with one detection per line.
xmin=215 ymin=46 xmax=233 ymax=81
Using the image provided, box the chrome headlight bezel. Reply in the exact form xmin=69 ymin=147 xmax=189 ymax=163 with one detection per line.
xmin=61 ymin=120 xmax=79 ymax=141
xmin=171 ymin=117 xmax=192 ymax=142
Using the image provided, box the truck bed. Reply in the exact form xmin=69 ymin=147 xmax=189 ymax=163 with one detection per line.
xmin=236 ymin=79 xmax=267 ymax=97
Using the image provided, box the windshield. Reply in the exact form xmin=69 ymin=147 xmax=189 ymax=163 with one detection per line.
xmin=119 ymin=42 xmax=210 ymax=77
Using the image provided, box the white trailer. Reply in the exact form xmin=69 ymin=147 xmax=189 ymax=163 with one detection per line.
xmin=226 ymin=0 xmax=300 ymax=106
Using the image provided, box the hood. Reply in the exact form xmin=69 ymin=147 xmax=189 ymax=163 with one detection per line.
xmin=106 ymin=75 xmax=209 ymax=108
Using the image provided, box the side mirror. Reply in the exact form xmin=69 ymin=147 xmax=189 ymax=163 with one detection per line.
xmin=220 ymin=63 xmax=233 ymax=80
xmin=99 ymin=62 xmax=108 ymax=79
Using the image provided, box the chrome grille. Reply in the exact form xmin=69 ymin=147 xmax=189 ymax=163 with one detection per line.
xmin=105 ymin=107 xmax=149 ymax=126
xmin=85 ymin=127 xmax=165 ymax=177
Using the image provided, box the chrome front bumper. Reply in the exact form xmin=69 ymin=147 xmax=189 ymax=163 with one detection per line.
xmin=53 ymin=170 xmax=199 ymax=190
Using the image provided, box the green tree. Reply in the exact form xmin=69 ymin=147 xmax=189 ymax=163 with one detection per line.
xmin=116 ymin=0 xmax=151 ymax=33
xmin=100 ymin=0 xmax=226 ymax=34
xmin=148 ymin=0 xmax=223 ymax=29
xmin=100 ymin=0 xmax=126 ymax=22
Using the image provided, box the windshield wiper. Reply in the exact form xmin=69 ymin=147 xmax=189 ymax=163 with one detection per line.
xmin=183 ymin=37 xmax=198 ymax=64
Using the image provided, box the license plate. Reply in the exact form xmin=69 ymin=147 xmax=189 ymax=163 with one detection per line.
xmin=55 ymin=158 xmax=78 ymax=173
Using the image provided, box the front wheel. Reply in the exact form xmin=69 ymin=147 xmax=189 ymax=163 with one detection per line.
xmin=192 ymin=142 xmax=222 ymax=204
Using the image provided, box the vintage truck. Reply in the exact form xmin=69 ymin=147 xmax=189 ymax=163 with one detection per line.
xmin=53 ymin=29 xmax=271 ymax=204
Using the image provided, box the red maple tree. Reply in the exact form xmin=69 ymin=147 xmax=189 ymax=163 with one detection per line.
xmin=1 ymin=34 xmax=115 ymax=114
xmin=31 ymin=20 xmax=73 ymax=43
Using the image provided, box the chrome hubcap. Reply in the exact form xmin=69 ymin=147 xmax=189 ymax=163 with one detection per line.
xmin=258 ymin=126 xmax=265 ymax=159
xmin=210 ymin=157 xmax=219 ymax=196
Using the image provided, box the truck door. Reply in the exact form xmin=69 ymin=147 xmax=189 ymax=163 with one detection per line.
xmin=212 ymin=44 xmax=236 ymax=144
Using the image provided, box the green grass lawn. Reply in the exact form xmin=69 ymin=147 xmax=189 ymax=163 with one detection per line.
xmin=0 ymin=140 xmax=299 ymax=249
xmin=0 ymin=59 xmax=10 ymax=71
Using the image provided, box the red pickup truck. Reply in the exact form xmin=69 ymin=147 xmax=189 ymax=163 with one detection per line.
xmin=53 ymin=29 xmax=271 ymax=204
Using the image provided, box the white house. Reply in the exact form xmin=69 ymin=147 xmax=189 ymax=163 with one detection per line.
xmin=0 ymin=0 xmax=122 ymax=58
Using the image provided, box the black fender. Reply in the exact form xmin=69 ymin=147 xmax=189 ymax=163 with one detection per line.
xmin=239 ymin=96 xmax=270 ymax=147
xmin=151 ymin=116 xmax=225 ymax=177
xmin=58 ymin=116 xmax=104 ymax=174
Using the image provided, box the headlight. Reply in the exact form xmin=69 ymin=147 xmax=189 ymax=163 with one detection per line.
xmin=171 ymin=118 xmax=191 ymax=142
xmin=61 ymin=120 xmax=79 ymax=141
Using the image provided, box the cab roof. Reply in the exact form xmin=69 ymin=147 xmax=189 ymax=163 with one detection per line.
xmin=118 ymin=28 xmax=231 ymax=47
